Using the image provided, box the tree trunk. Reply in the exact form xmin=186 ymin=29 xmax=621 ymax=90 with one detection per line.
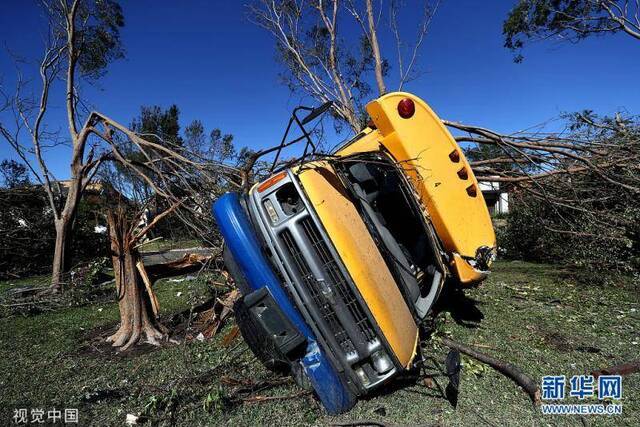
xmin=50 ymin=212 xmax=73 ymax=293
xmin=106 ymin=209 xmax=166 ymax=351
xmin=365 ymin=0 xmax=387 ymax=96
xmin=49 ymin=173 xmax=85 ymax=292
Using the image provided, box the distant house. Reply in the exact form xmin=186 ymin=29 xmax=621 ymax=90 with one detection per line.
xmin=7 ymin=180 xmax=131 ymax=234
xmin=55 ymin=180 xmax=128 ymax=206
xmin=478 ymin=179 xmax=509 ymax=215
xmin=55 ymin=180 xmax=133 ymax=233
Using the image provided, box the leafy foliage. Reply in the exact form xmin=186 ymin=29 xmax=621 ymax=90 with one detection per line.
xmin=131 ymin=105 xmax=184 ymax=147
xmin=499 ymin=182 xmax=640 ymax=273
xmin=0 ymin=160 xmax=31 ymax=189
xmin=36 ymin=0 xmax=126 ymax=79
xmin=48 ymin=0 xmax=126 ymax=79
xmin=184 ymin=120 xmax=236 ymax=163
xmin=495 ymin=111 xmax=640 ymax=273
xmin=504 ymin=1 xmax=640 ymax=62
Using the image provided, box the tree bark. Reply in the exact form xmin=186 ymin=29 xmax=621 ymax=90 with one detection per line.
xmin=106 ymin=209 xmax=166 ymax=350
xmin=50 ymin=217 xmax=72 ymax=293
xmin=365 ymin=0 xmax=387 ymax=96
xmin=48 ymin=1 xmax=91 ymax=292
xmin=592 ymin=360 xmax=640 ymax=378
xmin=49 ymin=175 xmax=83 ymax=292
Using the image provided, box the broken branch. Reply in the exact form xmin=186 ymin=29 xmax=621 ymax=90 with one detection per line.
xmin=441 ymin=337 xmax=541 ymax=405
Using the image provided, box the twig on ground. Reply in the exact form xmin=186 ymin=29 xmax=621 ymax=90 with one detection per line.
xmin=330 ymin=421 xmax=391 ymax=427
xmin=592 ymin=360 xmax=640 ymax=378
xmin=470 ymin=343 xmax=496 ymax=350
xmin=241 ymin=390 xmax=310 ymax=404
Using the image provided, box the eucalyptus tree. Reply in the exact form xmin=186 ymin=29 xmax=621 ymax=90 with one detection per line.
xmin=0 ymin=0 xmax=125 ymax=291
xmin=504 ymin=0 xmax=640 ymax=62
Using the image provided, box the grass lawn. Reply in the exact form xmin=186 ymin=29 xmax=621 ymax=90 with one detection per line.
xmin=1 ymin=261 xmax=638 ymax=426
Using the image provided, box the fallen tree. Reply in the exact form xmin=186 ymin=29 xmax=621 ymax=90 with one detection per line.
xmin=448 ymin=113 xmax=640 ymax=271
xmin=22 ymin=107 xmax=237 ymax=349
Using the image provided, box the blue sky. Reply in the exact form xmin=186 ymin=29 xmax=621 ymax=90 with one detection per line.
xmin=1 ymin=0 xmax=638 ymax=180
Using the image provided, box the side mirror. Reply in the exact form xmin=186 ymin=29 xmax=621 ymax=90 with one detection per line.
xmin=300 ymin=101 xmax=333 ymax=125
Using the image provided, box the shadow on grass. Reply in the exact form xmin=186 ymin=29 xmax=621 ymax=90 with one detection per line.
xmin=358 ymin=369 xmax=448 ymax=402
xmin=433 ymin=283 xmax=485 ymax=328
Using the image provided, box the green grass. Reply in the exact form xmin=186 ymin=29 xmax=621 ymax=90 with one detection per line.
xmin=1 ymin=261 xmax=638 ymax=426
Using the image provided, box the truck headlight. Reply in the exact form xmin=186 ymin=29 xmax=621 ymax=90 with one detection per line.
xmin=355 ymin=366 xmax=370 ymax=386
xmin=263 ymin=199 xmax=279 ymax=224
xmin=371 ymin=351 xmax=393 ymax=374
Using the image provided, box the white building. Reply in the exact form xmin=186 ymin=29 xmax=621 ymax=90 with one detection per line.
xmin=478 ymin=179 xmax=509 ymax=215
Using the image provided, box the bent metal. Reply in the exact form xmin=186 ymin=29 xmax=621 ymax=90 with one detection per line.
xmin=213 ymin=92 xmax=496 ymax=414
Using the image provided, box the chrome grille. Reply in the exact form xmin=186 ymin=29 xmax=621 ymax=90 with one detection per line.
xmin=300 ymin=217 xmax=377 ymax=343
xmin=280 ymin=228 xmax=354 ymax=353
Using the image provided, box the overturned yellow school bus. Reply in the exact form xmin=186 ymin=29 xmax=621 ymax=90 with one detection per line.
xmin=213 ymin=92 xmax=496 ymax=413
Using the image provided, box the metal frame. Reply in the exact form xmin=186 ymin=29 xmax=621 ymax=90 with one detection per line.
xmin=269 ymin=105 xmax=323 ymax=174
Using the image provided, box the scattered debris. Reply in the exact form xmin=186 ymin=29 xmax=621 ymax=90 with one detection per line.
xmin=169 ymin=276 xmax=196 ymax=284
xmin=125 ymin=414 xmax=139 ymax=425
xmin=221 ymin=325 xmax=240 ymax=347
xmin=423 ymin=376 xmax=435 ymax=389
xmin=82 ymin=388 xmax=126 ymax=403
xmin=330 ymin=420 xmax=391 ymax=427
xmin=241 ymin=390 xmax=310 ymax=404
xmin=192 ymin=289 xmax=239 ymax=339
xmin=144 ymin=253 xmax=214 ymax=278
xmin=373 ymin=406 xmax=387 ymax=416
xmin=445 ymin=349 xmax=461 ymax=407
